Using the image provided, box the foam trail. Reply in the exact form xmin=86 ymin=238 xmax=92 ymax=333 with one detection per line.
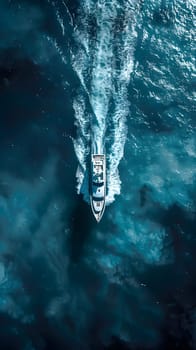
xmin=72 ymin=0 xmax=138 ymax=204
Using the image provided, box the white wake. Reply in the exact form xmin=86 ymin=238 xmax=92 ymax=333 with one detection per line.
xmin=72 ymin=0 xmax=138 ymax=204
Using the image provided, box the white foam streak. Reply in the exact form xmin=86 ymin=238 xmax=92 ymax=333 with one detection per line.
xmin=46 ymin=36 xmax=67 ymax=64
xmin=73 ymin=96 xmax=90 ymax=168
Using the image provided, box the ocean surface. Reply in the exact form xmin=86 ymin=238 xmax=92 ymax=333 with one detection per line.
xmin=0 ymin=0 xmax=195 ymax=349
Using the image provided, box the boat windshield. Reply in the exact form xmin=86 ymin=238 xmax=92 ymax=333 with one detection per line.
xmin=92 ymin=196 xmax=104 ymax=201
xmin=93 ymin=181 xmax=104 ymax=187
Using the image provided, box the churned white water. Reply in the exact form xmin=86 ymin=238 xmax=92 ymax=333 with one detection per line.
xmin=72 ymin=0 xmax=138 ymax=204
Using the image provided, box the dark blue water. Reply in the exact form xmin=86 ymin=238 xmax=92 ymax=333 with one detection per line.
xmin=0 ymin=0 xmax=195 ymax=349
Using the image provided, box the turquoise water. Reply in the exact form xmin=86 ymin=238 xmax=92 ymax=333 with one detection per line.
xmin=0 ymin=0 xmax=195 ymax=349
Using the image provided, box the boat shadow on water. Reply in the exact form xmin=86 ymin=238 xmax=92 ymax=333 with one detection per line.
xmin=68 ymin=194 xmax=94 ymax=264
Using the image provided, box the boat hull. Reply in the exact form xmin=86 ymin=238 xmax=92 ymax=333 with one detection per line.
xmin=90 ymin=154 xmax=106 ymax=222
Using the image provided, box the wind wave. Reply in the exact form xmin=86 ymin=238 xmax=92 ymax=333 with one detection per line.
xmin=72 ymin=0 xmax=138 ymax=204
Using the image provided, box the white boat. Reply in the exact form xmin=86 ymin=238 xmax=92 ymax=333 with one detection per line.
xmin=90 ymin=154 xmax=106 ymax=222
